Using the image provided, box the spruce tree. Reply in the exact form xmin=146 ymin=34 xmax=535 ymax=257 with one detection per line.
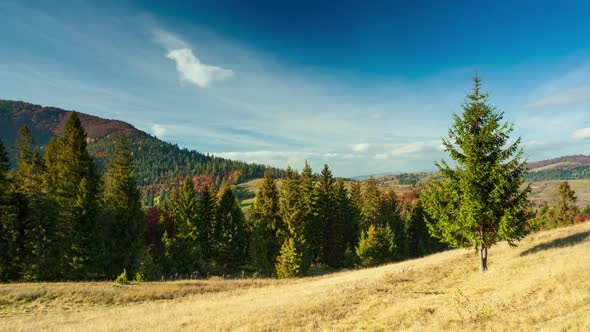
xmin=213 ymin=184 xmax=246 ymax=269
xmin=299 ymin=161 xmax=315 ymax=268
xmin=422 ymin=75 xmax=529 ymax=273
xmin=549 ymin=181 xmax=578 ymax=227
xmin=0 ymin=139 xmax=21 ymax=280
xmin=169 ymin=176 xmax=201 ymax=274
xmin=14 ymin=127 xmax=59 ymax=280
xmin=327 ymin=179 xmax=352 ymax=267
xmin=379 ymin=189 xmax=407 ymax=260
xmin=275 ymin=237 xmax=303 ymax=278
xmin=355 ymin=224 xmax=395 ymax=268
xmin=279 ymin=167 xmax=309 ymax=272
xmin=361 ymin=177 xmax=381 ymax=231
xmin=103 ymin=135 xmax=145 ymax=278
xmin=311 ymin=164 xmax=336 ymax=265
xmin=197 ymin=184 xmax=216 ymax=262
xmin=348 ymin=181 xmax=364 ymax=246
xmin=45 ymin=112 xmax=102 ymax=279
xmin=249 ymin=170 xmax=281 ymax=275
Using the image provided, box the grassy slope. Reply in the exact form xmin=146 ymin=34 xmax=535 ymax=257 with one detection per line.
xmin=1 ymin=223 xmax=590 ymax=331
xmin=529 ymin=179 xmax=590 ymax=207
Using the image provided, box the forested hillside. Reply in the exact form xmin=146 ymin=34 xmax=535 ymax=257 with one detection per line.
xmin=0 ymin=100 xmax=284 ymax=205
xmin=526 ymin=155 xmax=590 ymax=182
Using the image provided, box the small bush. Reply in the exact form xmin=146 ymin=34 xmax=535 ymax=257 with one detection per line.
xmin=135 ymin=255 xmax=158 ymax=282
xmin=339 ymin=246 xmax=357 ymax=268
xmin=356 ymin=225 xmax=395 ymax=268
xmin=275 ymin=238 xmax=303 ymax=279
xmin=115 ymin=269 xmax=130 ymax=285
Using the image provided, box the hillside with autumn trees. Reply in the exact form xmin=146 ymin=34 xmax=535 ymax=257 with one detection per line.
xmin=0 ymin=100 xmax=284 ymax=206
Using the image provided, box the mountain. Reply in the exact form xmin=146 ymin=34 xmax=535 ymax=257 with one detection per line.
xmin=0 ymin=100 xmax=284 ymax=205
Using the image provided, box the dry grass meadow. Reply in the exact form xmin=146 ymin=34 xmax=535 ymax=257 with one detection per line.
xmin=1 ymin=222 xmax=589 ymax=331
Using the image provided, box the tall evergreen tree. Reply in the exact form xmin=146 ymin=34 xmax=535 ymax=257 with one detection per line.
xmin=213 ymin=184 xmax=246 ymax=269
xmin=361 ymin=178 xmax=381 ymax=231
xmin=45 ymin=112 xmax=102 ymax=279
xmin=299 ymin=161 xmax=315 ymax=268
xmin=13 ymin=127 xmax=59 ymax=280
xmin=279 ymin=167 xmax=308 ymax=272
xmin=311 ymin=164 xmax=336 ymax=265
xmin=348 ymin=181 xmax=363 ymax=247
xmin=0 ymin=138 xmax=21 ymax=280
xmin=249 ymin=170 xmax=281 ymax=275
xmin=169 ymin=176 xmax=201 ymax=274
xmin=328 ymin=179 xmax=353 ymax=266
xmin=422 ymin=75 xmax=530 ymax=272
xmin=379 ymin=189 xmax=407 ymax=260
xmin=103 ymin=135 xmax=145 ymax=277
xmin=197 ymin=184 xmax=216 ymax=262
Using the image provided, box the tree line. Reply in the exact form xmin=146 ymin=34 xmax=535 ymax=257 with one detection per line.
xmin=0 ymin=112 xmax=446 ymax=281
xmin=136 ymin=165 xmax=446 ymax=280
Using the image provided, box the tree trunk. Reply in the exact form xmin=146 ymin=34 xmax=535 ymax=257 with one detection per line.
xmin=479 ymin=246 xmax=488 ymax=273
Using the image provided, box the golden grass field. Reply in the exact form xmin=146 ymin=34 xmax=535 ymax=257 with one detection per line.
xmin=1 ymin=223 xmax=589 ymax=331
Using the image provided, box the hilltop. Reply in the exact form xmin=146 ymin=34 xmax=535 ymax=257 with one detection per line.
xmin=1 ymin=222 xmax=588 ymax=331
xmin=0 ymin=100 xmax=284 ymax=205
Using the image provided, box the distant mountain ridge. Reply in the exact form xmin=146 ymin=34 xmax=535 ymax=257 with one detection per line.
xmin=525 ymin=155 xmax=590 ymax=171
xmin=0 ymin=100 xmax=144 ymax=148
xmin=354 ymin=154 xmax=590 ymax=185
xmin=0 ymin=99 xmax=284 ymax=205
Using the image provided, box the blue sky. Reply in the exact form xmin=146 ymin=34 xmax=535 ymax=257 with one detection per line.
xmin=2 ymin=0 xmax=590 ymax=177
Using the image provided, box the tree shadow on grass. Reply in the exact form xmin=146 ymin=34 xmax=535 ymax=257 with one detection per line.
xmin=520 ymin=230 xmax=590 ymax=256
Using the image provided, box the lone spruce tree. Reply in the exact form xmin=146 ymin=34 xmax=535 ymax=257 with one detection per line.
xmin=423 ymin=75 xmax=529 ymax=273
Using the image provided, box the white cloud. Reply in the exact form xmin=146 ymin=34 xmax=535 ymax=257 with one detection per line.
xmin=166 ymin=48 xmax=233 ymax=88
xmin=527 ymin=86 xmax=590 ymax=108
xmin=373 ymin=141 xmax=444 ymax=160
xmin=153 ymin=30 xmax=233 ymax=88
xmin=351 ymin=143 xmax=370 ymax=152
xmin=152 ymin=123 xmax=167 ymax=137
xmin=573 ymin=127 xmax=590 ymax=140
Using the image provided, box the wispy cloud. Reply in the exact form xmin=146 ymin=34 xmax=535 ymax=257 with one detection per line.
xmin=527 ymin=86 xmax=590 ymax=108
xmin=374 ymin=141 xmax=444 ymax=160
xmin=155 ymin=30 xmax=233 ymax=88
xmin=573 ymin=127 xmax=590 ymax=140
xmin=351 ymin=143 xmax=370 ymax=152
